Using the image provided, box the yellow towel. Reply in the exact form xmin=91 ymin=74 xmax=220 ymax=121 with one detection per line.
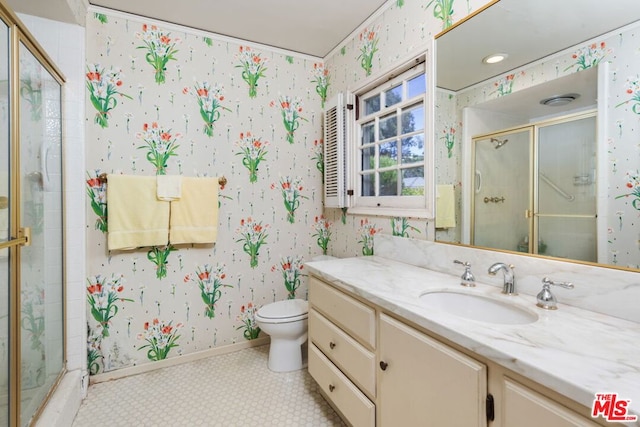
xmin=157 ymin=175 xmax=182 ymax=201
xmin=170 ymin=177 xmax=218 ymax=245
xmin=435 ymin=184 xmax=456 ymax=228
xmin=107 ymin=175 xmax=170 ymax=250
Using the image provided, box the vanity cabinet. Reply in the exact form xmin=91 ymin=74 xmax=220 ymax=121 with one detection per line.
xmin=308 ymin=277 xmax=376 ymax=426
xmin=308 ymin=276 xmax=601 ymax=427
xmin=378 ymin=313 xmax=487 ymax=426
xmin=502 ymin=378 xmax=600 ymax=427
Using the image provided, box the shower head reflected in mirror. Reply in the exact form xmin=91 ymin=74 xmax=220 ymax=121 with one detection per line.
xmin=490 ymin=137 xmax=508 ymax=149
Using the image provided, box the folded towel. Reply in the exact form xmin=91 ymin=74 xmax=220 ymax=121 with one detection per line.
xmin=170 ymin=177 xmax=218 ymax=245
xmin=435 ymin=184 xmax=456 ymax=228
xmin=107 ymin=174 xmax=170 ymax=250
xmin=157 ymin=175 xmax=182 ymax=201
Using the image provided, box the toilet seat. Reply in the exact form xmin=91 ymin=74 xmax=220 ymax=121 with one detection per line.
xmin=256 ymin=299 xmax=308 ymax=324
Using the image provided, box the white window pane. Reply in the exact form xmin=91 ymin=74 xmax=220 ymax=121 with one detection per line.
xmin=401 ymin=135 xmax=424 ymax=164
xmin=362 ymin=173 xmax=375 ymax=196
xmin=407 ymin=73 xmax=426 ymax=98
xmin=402 ymin=167 xmax=425 ymax=195
xmin=384 ymin=85 xmax=402 ymax=108
xmin=380 ymin=141 xmax=398 ymax=167
xmin=401 ymin=104 xmax=424 ymax=134
xmin=379 ymin=170 xmax=398 ymax=196
xmin=364 ymin=95 xmax=380 ymax=115
xmin=353 ymin=61 xmax=428 ymax=208
xmin=361 ymin=146 xmax=376 ymax=171
xmin=379 ymin=113 xmax=397 ymax=140
xmin=362 ymin=122 xmax=375 ymax=145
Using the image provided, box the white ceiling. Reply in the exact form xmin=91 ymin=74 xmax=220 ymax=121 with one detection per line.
xmin=437 ymin=0 xmax=640 ymax=91
xmin=8 ymin=0 xmax=388 ymax=58
xmin=86 ymin=0 xmax=389 ymax=58
xmin=476 ymin=67 xmax=597 ymax=120
xmin=7 ymin=0 xmax=84 ymax=26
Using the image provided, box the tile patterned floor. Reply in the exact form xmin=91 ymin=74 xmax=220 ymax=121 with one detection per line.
xmin=72 ymin=345 xmax=346 ymax=427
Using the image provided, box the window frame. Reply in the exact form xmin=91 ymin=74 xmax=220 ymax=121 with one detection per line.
xmin=347 ymin=55 xmax=434 ymax=218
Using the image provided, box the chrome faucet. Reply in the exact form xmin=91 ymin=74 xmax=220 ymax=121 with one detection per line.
xmin=536 ymin=277 xmax=574 ymax=310
xmin=488 ymin=262 xmax=517 ymax=295
xmin=453 ymin=260 xmax=476 ymax=287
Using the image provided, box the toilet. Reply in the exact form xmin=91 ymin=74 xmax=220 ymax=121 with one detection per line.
xmin=255 ymin=298 xmax=309 ymax=372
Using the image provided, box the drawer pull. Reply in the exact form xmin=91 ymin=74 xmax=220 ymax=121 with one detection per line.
xmin=328 ymin=384 xmax=335 ymax=392
xmin=379 ymin=361 xmax=388 ymax=371
xmin=329 ymin=341 xmax=336 ymax=349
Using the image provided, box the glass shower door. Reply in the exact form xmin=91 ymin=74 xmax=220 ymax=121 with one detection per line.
xmin=18 ymin=41 xmax=64 ymax=427
xmin=472 ymin=128 xmax=532 ymax=251
xmin=536 ymin=114 xmax=597 ymax=262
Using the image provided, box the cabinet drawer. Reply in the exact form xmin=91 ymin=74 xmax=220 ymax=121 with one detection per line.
xmin=309 ymin=308 xmax=376 ymax=397
xmin=309 ymin=344 xmax=375 ymax=427
xmin=309 ymin=277 xmax=376 ymax=349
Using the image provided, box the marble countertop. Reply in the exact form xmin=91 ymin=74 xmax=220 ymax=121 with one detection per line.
xmin=306 ymin=256 xmax=640 ymax=426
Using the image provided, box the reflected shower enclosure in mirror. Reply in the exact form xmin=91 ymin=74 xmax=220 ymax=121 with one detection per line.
xmin=434 ymin=0 xmax=640 ymax=270
xmin=471 ymin=112 xmax=597 ymax=263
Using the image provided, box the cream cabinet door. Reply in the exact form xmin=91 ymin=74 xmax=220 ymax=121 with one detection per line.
xmin=503 ymin=379 xmax=600 ymax=427
xmin=378 ymin=314 xmax=487 ymax=427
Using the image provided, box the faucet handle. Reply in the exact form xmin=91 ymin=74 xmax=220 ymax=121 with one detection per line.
xmin=453 ymin=260 xmax=476 ymax=287
xmin=536 ymin=277 xmax=574 ymax=310
xmin=542 ymin=277 xmax=574 ymax=289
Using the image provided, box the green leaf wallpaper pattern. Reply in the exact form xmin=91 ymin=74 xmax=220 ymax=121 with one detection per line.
xmin=85 ymin=11 xmax=327 ymax=374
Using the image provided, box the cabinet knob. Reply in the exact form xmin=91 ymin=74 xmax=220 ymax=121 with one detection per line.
xmin=329 ymin=341 xmax=336 ymax=349
xmin=328 ymin=384 xmax=335 ymax=392
xmin=379 ymin=361 xmax=388 ymax=371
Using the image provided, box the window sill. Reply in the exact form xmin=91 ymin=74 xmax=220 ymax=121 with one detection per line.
xmin=346 ymin=205 xmax=433 ymax=219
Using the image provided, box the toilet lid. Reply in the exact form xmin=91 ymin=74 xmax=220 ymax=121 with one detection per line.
xmin=257 ymin=299 xmax=308 ymax=319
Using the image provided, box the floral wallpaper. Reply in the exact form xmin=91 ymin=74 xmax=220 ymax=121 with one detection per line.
xmin=324 ymin=0 xmax=638 ymax=269
xmin=85 ymin=12 xmax=328 ymax=373
xmin=323 ymin=0 xmax=487 ymax=258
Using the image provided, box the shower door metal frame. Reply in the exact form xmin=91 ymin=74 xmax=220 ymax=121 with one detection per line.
xmin=532 ymin=110 xmax=598 ymax=256
xmin=470 ymin=125 xmax=534 ymax=251
xmin=471 ymin=109 xmax=597 ymax=257
xmin=0 ymin=0 xmax=67 ymax=425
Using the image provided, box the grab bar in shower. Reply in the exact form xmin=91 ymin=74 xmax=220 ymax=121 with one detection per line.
xmin=539 ymin=173 xmax=575 ymax=201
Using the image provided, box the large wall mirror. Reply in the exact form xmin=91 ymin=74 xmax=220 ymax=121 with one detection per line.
xmin=434 ymin=0 xmax=640 ymax=271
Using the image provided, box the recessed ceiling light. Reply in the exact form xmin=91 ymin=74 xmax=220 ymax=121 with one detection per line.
xmin=482 ymin=53 xmax=508 ymax=64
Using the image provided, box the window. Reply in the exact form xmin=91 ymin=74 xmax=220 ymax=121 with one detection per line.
xmin=352 ymin=62 xmax=429 ymax=214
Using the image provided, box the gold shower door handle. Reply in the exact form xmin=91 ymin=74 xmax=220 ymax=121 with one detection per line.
xmin=525 ymin=209 xmax=533 ymax=218
xmin=18 ymin=227 xmax=31 ymax=246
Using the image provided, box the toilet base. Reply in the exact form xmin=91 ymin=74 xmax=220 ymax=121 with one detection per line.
xmin=267 ymin=335 xmax=308 ymax=372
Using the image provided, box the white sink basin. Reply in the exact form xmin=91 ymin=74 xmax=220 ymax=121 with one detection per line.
xmin=419 ymin=291 xmax=538 ymax=325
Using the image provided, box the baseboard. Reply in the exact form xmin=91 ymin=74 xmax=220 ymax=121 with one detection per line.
xmin=90 ymin=337 xmax=270 ymax=384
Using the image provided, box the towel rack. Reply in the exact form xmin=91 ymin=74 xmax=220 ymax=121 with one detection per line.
xmin=97 ymin=173 xmax=227 ymax=187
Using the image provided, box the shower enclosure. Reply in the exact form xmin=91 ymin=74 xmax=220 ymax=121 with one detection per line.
xmin=0 ymin=4 xmax=65 ymax=426
xmin=471 ymin=112 xmax=597 ymax=262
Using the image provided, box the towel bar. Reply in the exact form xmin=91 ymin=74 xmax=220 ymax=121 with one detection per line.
xmin=98 ymin=173 xmax=227 ymax=187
